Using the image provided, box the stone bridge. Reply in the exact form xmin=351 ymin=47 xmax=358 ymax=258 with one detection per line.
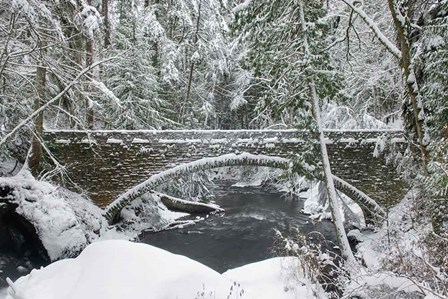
xmin=44 ymin=129 xmax=407 ymax=221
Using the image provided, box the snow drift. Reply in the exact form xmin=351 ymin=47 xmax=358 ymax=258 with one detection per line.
xmin=6 ymin=240 xmax=323 ymax=299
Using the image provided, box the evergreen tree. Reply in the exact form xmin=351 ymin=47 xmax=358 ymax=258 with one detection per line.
xmin=232 ymin=0 xmax=342 ymax=128
xmin=233 ymin=0 xmax=357 ymax=263
xmin=99 ymin=0 xmax=172 ymax=129
xmin=419 ymin=0 xmax=448 ymax=237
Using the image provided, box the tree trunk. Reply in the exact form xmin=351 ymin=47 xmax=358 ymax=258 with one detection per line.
xmin=28 ymin=48 xmax=46 ymax=175
xmin=85 ymin=36 xmax=94 ymax=129
xmin=387 ymin=0 xmax=429 ymax=175
xmin=103 ymin=0 xmax=111 ymax=48
xmin=310 ymin=82 xmax=357 ymax=265
xmin=183 ymin=0 xmax=202 ymax=117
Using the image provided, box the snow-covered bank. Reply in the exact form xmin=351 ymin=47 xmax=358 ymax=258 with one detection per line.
xmin=223 ymin=257 xmax=327 ymax=298
xmin=0 ymin=170 xmax=213 ymax=261
xmin=344 ymin=190 xmax=447 ymax=298
xmin=5 ymin=240 xmax=322 ymax=299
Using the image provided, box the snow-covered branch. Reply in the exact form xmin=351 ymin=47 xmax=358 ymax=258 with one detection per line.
xmin=0 ymin=57 xmax=114 ymax=148
xmin=232 ymin=0 xmax=253 ymax=14
xmin=104 ymin=153 xmax=290 ymax=222
xmin=341 ymin=0 xmax=402 ymax=59
xmin=333 ymin=175 xmax=386 ymax=217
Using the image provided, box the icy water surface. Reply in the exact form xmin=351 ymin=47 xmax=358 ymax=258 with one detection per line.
xmin=139 ymin=185 xmax=338 ymax=273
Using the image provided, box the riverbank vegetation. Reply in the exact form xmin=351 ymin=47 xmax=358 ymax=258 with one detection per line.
xmin=0 ymin=0 xmax=447 ymax=298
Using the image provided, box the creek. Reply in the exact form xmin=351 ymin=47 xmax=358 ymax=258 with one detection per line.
xmin=139 ymin=185 xmax=338 ymax=273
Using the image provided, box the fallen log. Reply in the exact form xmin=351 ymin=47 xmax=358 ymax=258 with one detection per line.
xmin=156 ymin=192 xmax=224 ymax=214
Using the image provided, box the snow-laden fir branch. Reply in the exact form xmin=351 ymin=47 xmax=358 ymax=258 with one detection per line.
xmin=232 ymin=0 xmax=252 ymax=14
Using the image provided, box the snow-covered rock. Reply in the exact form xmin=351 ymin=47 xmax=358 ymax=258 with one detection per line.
xmin=0 ymin=170 xmax=107 ymax=261
xmin=6 ymin=240 xmax=322 ymax=299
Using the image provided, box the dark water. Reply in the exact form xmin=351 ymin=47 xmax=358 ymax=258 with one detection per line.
xmin=139 ymin=185 xmax=338 ymax=273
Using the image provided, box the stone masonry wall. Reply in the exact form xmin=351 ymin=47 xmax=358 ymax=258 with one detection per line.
xmin=43 ymin=130 xmax=407 ymax=208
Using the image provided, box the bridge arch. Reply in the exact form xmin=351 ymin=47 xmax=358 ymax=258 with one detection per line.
xmin=104 ymin=153 xmax=385 ymax=224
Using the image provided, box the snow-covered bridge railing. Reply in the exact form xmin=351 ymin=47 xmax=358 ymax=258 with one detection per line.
xmin=44 ymin=129 xmax=407 ymax=218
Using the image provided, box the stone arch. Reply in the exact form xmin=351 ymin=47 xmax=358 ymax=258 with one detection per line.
xmin=104 ymin=153 xmax=386 ymax=224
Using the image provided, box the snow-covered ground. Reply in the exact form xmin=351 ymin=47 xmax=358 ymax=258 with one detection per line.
xmin=4 ymin=240 xmax=323 ymax=299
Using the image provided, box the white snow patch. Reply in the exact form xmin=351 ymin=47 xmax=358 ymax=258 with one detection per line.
xmin=132 ymin=138 xmax=150 ymax=144
xmin=54 ymin=139 xmax=70 ymax=144
xmin=106 ymin=138 xmax=123 ymax=144
xmin=80 ymin=138 xmax=97 ymax=144
xmin=210 ymin=138 xmax=228 ymax=144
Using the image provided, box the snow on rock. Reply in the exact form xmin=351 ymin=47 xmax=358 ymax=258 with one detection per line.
xmin=0 ymin=170 xmax=107 ymax=261
xmin=6 ymin=240 xmax=322 ymax=299
xmin=109 ymin=192 xmax=190 ymax=238
xmin=300 ymin=182 xmax=365 ymax=228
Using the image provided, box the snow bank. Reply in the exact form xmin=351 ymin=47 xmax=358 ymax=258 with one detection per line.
xmin=344 ymin=190 xmax=442 ymax=298
xmin=0 ymin=170 xmax=107 ymax=261
xmin=224 ymin=257 xmax=327 ymax=299
xmin=6 ymin=240 xmax=321 ymax=299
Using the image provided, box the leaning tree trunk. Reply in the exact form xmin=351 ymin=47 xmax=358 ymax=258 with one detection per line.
xmin=298 ymin=0 xmax=357 ymax=265
xmin=387 ymin=0 xmax=429 ymax=175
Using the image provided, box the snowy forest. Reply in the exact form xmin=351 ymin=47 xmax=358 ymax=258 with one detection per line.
xmin=0 ymin=0 xmax=447 ymax=298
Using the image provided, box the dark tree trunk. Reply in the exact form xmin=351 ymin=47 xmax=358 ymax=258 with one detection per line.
xmin=103 ymin=0 xmax=111 ymax=48
xmin=28 ymin=50 xmax=46 ymax=175
xmin=184 ymin=0 xmax=202 ymax=118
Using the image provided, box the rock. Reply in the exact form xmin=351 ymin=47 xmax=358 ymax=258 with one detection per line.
xmin=0 ymin=187 xmax=50 ymax=287
xmin=16 ymin=266 xmax=28 ymax=274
